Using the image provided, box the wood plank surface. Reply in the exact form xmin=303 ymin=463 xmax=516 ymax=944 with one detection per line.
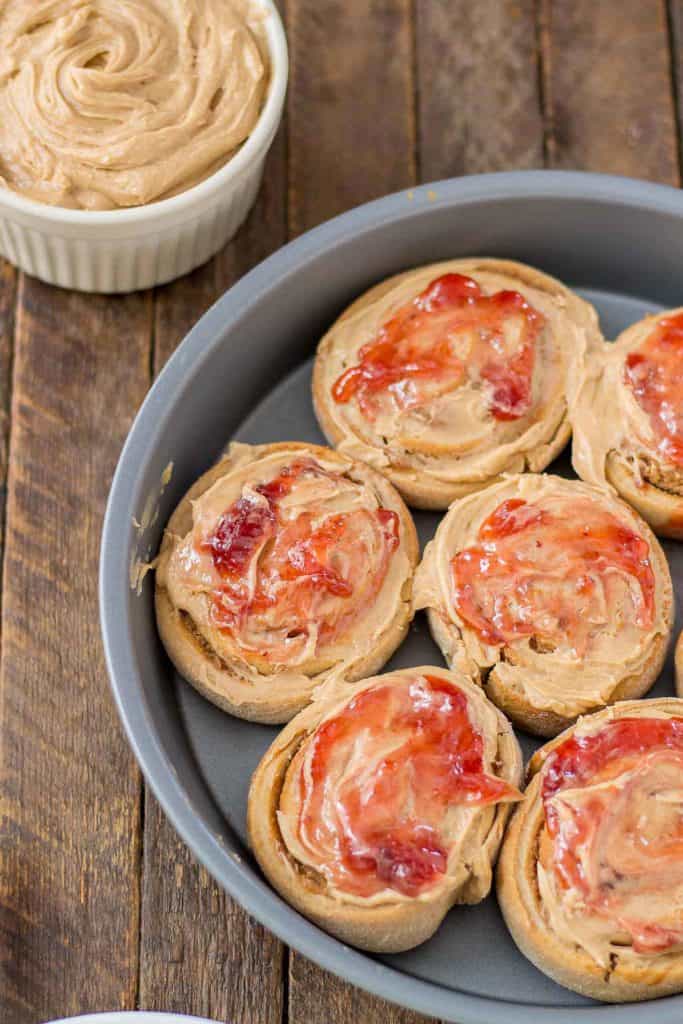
xmin=287 ymin=0 xmax=415 ymax=237
xmin=667 ymin=0 xmax=683 ymax=176
xmin=540 ymin=0 xmax=680 ymax=183
xmin=0 ymin=281 xmax=152 ymax=1022
xmin=137 ymin=108 xmax=288 ymax=1024
xmin=289 ymin=955 xmax=435 ymax=1024
xmin=138 ymin=794 xmax=284 ymax=1022
xmin=0 ymin=261 xmax=17 ymax=584
xmin=416 ymin=0 xmax=544 ymax=179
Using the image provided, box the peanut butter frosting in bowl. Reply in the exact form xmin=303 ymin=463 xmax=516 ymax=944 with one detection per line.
xmin=0 ymin=0 xmax=269 ymax=210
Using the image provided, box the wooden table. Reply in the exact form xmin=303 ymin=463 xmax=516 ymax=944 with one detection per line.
xmin=1 ymin=2 xmax=682 ymax=1021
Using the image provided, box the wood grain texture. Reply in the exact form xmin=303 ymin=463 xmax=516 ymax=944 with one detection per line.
xmin=138 ymin=104 xmax=287 ymax=1019
xmin=286 ymin=0 xmax=415 ymax=235
xmin=0 ymin=279 xmax=152 ymax=1022
xmin=138 ymin=793 xmax=284 ymax=1021
xmin=416 ymin=0 xmax=544 ymax=179
xmin=668 ymin=0 xmax=683 ymax=176
xmin=0 ymin=260 xmax=17 ymax=584
xmin=289 ymin=955 xmax=436 ymax=1024
xmin=540 ymin=0 xmax=679 ymax=183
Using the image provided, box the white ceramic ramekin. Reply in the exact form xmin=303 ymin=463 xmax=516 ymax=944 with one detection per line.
xmin=0 ymin=0 xmax=287 ymax=294
xmin=49 ymin=1014 xmax=217 ymax=1024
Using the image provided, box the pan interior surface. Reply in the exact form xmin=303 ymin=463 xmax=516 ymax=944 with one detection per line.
xmin=101 ymin=174 xmax=683 ymax=1023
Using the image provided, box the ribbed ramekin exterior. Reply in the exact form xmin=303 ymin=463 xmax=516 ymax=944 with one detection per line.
xmin=0 ymin=162 xmax=265 ymax=292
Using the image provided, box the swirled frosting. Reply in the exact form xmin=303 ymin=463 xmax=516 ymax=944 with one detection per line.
xmin=0 ymin=0 xmax=268 ymax=209
xmin=537 ymin=710 xmax=683 ymax=966
xmin=572 ymin=309 xmax=683 ymax=495
xmin=414 ymin=474 xmax=671 ymax=717
xmin=158 ymin=445 xmax=414 ymax=688
xmin=315 ymin=260 xmax=600 ymax=499
xmin=277 ymin=669 xmax=521 ymax=905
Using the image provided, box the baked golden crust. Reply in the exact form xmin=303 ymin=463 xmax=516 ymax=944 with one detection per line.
xmin=605 ymin=451 xmax=683 ymax=541
xmin=414 ymin=474 xmax=674 ymax=737
xmin=571 ymin=308 xmax=683 ymax=540
xmin=155 ymin=441 xmax=418 ymax=723
xmin=498 ymin=699 xmax=683 ymax=1002
xmin=248 ymin=666 xmax=522 ymax=952
xmin=313 ymin=258 xmax=601 ymax=509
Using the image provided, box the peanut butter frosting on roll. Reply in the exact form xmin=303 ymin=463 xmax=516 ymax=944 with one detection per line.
xmin=248 ymin=666 xmax=522 ymax=951
xmin=313 ymin=259 xmax=602 ymax=509
xmin=414 ymin=474 xmax=673 ymax=735
xmin=498 ymin=700 xmax=683 ymax=1002
xmin=537 ymin=709 xmax=683 ymax=966
xmin=277 ymin=669 xmax=522 ymax=907
xmin=155 ymin=442 xmax=418 ymax=723
xmin=161 ymin=445 xmax=410 ymax=681
xmin=0 ymin=0 xmax=268 ymax=210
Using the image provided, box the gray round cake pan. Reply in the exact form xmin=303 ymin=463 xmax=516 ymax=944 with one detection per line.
xmin=100 ymin=170 xmax=683 ymax=1024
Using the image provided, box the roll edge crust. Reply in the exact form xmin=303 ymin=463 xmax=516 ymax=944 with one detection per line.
xmin=424 ymin=605 xmax=669 ymax=739
xmin=155 ymin=441 xmax=419 ymax=724
xmin=313 ymin=258 xmax=601 ymax=510
xmin=248 ymin=666 xmax=522 ymax=952
xmin=498 ymin=699 xmax=683 ymax=1003
xmin=606 ymin=451 xmax=683 ymax=541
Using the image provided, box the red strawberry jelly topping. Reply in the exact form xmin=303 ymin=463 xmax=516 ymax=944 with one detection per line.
xmin=331 ymin=273 xmax=543 ymax=422
xmin=295 ymin=674 xmax=521 ymax=898
xmin=540 ymin=716 xmax=683 ymax=954
xmin=452 ymin=495 xmax=655 ymax=650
